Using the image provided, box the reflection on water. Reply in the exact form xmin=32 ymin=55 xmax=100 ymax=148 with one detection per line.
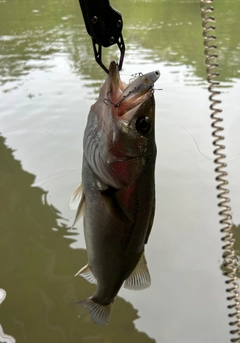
xmin=0 ymin=135 xmax=155 ymax=343
xmin=220 ymin=224 xmax=240 ymax=278
xmin=0 ymin=289 xmax=15 ymax=343
xmin=0 ymin=0 xmax=239 ymax=342
xmin=0 ymin=0 xmax=240 ymax=88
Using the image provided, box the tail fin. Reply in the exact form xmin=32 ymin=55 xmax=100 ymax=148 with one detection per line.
xmin=78 ymin=298 xmax=113 ymax=326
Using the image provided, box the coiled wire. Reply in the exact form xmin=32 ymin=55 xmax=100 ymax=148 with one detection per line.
xmin=200 ymin=0 xmax=240 ymax=341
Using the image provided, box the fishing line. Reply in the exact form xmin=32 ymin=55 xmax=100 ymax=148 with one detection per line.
xmin=159 ymin=118 xmax=240 ymax=162
xmin=102 ymin=90 xmax=240 ymax=162
xmin=101 ymin=89 xmax=136 ymax=108
xmin=200 ymin=1 xmax=240 ymax=341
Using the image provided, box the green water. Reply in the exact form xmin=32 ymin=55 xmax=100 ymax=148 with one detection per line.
xmin=0 ymin=0 xmax=240 ymax=342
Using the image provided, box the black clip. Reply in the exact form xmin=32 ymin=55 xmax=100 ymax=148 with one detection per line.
xmin=79 ymin=0 xmax=125 ymax=73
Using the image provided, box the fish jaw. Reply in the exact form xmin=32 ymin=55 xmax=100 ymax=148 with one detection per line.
xmin=108 ymin=95 xmax=156 ymax=188
xmin=98 ymin=61 xmax=126 ymax=105
xmin=101 ymin=61 xmax=160 ymax=118
xmin=111 ymin=95 xmax=156 ymax=158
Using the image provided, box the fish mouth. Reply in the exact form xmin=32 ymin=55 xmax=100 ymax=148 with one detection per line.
xmin=105 ymin=61 xmax=160 ymax=117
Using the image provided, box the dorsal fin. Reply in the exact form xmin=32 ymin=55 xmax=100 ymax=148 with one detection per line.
xmin=124 ymin=252 xmax=151 ymax=290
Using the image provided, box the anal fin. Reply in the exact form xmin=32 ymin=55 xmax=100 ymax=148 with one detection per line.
xmin=124 ymin=252 xmax=151 ymax=290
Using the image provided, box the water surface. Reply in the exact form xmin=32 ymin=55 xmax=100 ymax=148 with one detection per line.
xmin=0 ymin=0 xmax=240 ymax=342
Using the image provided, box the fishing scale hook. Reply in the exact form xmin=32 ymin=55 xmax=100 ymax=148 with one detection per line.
xmin=78 ymin=0 xmax=125 ymax=73
xmin=200 ymin=0 xmax=240 ymax=341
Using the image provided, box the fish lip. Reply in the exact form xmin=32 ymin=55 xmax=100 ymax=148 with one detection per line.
xmin=109 ymin=61 xmax=119 ymax=76
xmin=108 ymin=61 xmax=122 ymax=97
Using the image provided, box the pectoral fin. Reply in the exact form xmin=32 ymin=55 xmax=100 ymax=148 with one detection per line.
xmin=75 ymin=264 xmax=97 ymax=284
xmin=70 ymin=184 xmax=83 ymax=210
xmin=124 ymin=252 xmax=151 ymax=290
xmin=71 ymin=191 xmax=85 ymax=228
xmin=100 ymin=187 xmax=132 ymax=223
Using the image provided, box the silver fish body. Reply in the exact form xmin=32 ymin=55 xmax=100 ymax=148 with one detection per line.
xmin=71 ymin=61 xmax=160 ymax=325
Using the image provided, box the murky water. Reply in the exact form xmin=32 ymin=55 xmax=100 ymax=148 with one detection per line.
xmin=0 ymin=0 xmax=240 ymax=342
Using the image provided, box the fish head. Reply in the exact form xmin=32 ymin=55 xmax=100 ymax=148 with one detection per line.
xmin=111 ymin=92 xmax=156 ymax=156
xmin=107 ymin=62 xmax=159 ymax=187
xmin=84 ymin=61 xmax=160 ymax=188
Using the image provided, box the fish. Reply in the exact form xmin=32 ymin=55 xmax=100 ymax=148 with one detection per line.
xmin=70 ymin=61 xmax=160 ymax=325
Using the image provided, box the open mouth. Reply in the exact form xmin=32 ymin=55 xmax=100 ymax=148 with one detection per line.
xmin=106 ymin=61 xmax=160 ymax=116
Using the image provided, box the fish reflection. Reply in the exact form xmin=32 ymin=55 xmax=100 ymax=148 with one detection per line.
xmin=71 ymin=61 xmax=160 ymax=325
xmin=0 ymin=289 xmax=15 ymax=343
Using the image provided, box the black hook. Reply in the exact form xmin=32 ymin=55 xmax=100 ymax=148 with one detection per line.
xmin=79 ymin=0 xmax=125 ymax=73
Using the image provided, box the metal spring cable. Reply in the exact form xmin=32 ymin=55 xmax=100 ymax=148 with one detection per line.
xmin=200 ymin=0 xmax=240 ymax=341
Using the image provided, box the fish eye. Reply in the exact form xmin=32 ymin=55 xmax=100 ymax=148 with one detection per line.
xmin=136 ymin=116 xmax=151 ymax=135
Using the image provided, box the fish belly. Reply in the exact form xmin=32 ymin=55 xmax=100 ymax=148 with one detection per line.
xmin=81 ymin=154 xmax=155 ymax=303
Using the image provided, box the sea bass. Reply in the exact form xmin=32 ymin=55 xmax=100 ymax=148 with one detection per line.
xmin=71 ymin=61 xmax=160 ymax=325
